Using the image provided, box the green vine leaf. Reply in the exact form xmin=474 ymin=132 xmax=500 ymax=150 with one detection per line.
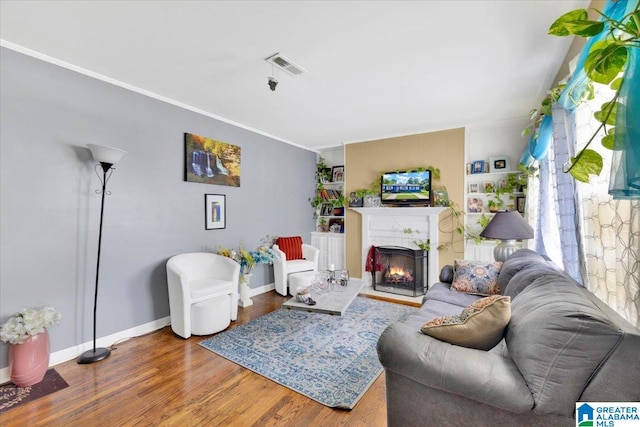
xmin=569 ymin=149 xmax=604 ymax=182
xmin=610 ymin=76 xmax=624 ymax=91
xmin=601 ymin=128 xmax=616 ymax=150
xmin=549 ymin=9 xmax=589 ymax=36
xmin=584 ymin=42 xmax=628 ymax=85
xmin=594 ymin=100 xmax=621 ymax=125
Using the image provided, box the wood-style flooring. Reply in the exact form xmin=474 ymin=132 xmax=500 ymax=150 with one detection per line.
xmin=1 ymin=292 xmax=415 ymax=426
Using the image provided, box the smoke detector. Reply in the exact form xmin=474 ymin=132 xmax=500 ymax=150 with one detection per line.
xmin=264 ymin=53 xmax=306 ymax=76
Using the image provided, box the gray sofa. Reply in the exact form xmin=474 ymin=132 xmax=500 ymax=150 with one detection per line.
xmin=377 ymin=249 xmax=640 ymax=426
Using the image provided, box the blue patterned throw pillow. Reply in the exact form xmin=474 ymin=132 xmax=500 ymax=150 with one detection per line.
xmin=451 ymin=260 xmax=503 ymax=295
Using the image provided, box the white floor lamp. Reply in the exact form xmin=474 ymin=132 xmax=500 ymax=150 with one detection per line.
xmin=78 ymin=144 xmax=127 ymax=364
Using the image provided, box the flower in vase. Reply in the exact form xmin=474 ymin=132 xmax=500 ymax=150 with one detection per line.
xmin=216 ymin=235 xmax=280 ymax=276
xmin=0 ymin=306 xmax=62 ymax=344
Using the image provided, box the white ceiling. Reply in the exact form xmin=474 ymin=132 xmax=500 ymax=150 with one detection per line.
xmin=0 ymin=0 xmax=589 ymax=151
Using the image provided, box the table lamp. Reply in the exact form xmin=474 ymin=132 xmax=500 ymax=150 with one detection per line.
xmin=480 ymin=210 xmax=534 ymax=262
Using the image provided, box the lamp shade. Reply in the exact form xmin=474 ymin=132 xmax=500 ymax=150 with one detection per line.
xmin=480 ymin=210 xmax=534 ymax=240
xmin=87 ymin=144 xmax=127 ymax=165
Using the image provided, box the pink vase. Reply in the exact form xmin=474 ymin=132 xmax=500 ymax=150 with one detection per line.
xmin=9 ymin=329 xmax=50 ymax=387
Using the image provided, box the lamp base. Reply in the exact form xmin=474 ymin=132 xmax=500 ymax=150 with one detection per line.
xmin=493 ymin=239 xmax=519 ymax=262
xmin=77 ymin=347 xmax=111 ymax=364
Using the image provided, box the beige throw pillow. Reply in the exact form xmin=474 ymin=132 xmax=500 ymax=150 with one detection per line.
xmin=420 ymin=295 xmax=511 ymax=350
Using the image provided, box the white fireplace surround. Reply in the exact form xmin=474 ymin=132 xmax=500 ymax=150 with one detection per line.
xmin=350 ymin=207 xmax=448 ymax=287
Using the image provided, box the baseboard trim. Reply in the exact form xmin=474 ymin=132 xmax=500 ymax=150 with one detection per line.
xmin=0 ymin=316 xmax=170 ymax=385
xmin=1 ymin=284 xmax=277 ymax=384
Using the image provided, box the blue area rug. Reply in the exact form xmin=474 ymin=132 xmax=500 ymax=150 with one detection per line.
xmin=200 ymin=296 xmax=416 ymax=409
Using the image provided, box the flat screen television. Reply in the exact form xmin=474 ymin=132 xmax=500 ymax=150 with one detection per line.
xmin=381 ymin=169 xmax=432 ymax=206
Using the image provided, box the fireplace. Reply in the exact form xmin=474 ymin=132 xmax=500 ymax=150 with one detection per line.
xmin=372 ymin=246 xmax=428 ymax=297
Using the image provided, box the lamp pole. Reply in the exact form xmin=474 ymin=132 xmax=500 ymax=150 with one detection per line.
xmin=79 ymin=144 xmax=126 ymax=364
xmin=78 ymin=162 xmax=112 ymax=364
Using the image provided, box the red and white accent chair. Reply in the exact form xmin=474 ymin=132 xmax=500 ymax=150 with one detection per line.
xmin=272 ymin=236 xmax=319 ymax=296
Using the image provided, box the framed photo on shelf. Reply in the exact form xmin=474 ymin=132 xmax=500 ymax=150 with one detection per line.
xmin=331 ymin=165 xmax=344 ymax=182
xmin=483 ymin=182 xmax=495 ymax=193
xmin=328 ymin=217 xmax=344 ymax=233
xmin=467 ymin=197 xmax=484 ymax=213
xmin=471 ymin=160 xmax=485 ymax=174
xmin=516 ymin=196 xmax=526 ymax=213
xmin=489 ymin=156 xmax=510 ymax=173
xmin=204 ymin=194 xmax=226 ymax=230
xmin=320 ymin=203 xmax=333 ymax=216
xmin=468 ymin=183 xmax=479 ymax=193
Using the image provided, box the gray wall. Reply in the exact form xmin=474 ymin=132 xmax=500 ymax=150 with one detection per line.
xmin=0 ymin=47 xmax=316 ymax=368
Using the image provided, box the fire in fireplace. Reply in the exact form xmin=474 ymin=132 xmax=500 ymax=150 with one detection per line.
xmin=372 ymin=245 xmax=428 ymax=297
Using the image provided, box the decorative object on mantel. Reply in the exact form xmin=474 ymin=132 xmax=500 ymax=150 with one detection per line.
xmin=1 ymin=306 xmax=61 ymax=387
xmin=217 ymin=236 xmax=279 ymax=307
xmin=363 ymin=194 xmax=381 ymax=207
xmin=79 ymin=144 xmax=127 ymax=365
xmin=479 ymin=210 xmax=534 ymax=262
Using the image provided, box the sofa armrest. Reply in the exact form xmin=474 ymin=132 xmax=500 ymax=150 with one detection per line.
xmin=377 ymin=322 xmax=534 ymax=413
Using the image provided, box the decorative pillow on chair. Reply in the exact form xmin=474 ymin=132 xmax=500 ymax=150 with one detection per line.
xmin=420 ymin=295 xmax=511 ymax=350
xmin=276 ymin=236 xmax=304 ymax=260
xmin=451 ymin=259 xmax=503 ymax=295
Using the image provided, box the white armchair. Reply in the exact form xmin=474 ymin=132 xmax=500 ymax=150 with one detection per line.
xmin=166 ymin=252 xmax=240 ymax=338
xmin=272 ymin=237 xmax=319 ymax=296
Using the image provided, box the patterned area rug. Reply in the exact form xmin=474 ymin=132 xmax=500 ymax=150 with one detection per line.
xmin=0 ymin=369 xmax=69 ymax=413
xmin=200 ymin=296 xmax=416 ymax=409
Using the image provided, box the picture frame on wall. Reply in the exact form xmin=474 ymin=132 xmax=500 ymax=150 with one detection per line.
xmin=205 ymin=194 xmax=226 ymax=230
xmin=331 ymin=165 xmax=344 ymax=182
xmin=185 ymin=133 xmax=241 ymax=187
xmin=489 ymin=156 xmax=510 ymax=173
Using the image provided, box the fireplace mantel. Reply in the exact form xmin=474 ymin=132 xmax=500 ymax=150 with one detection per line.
xmin=350 ymin=207 xmax=448 ymax=287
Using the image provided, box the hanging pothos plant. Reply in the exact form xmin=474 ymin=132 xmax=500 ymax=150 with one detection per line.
xmin=526 ymin=2 xmax=639 ymax=182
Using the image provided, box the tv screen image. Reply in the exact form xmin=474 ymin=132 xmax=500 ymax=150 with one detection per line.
xmin=381 ymin=170 xmax=431 ymax=206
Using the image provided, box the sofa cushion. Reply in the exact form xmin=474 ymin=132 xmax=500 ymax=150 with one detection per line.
xmin=451 ymin=260 xmax=503 ymax=295
xmin=505 ymin=274 xmax=624 ymax=415
xmin=421 ymin=295 xmax=511 ymax=350
xmin=276 ymin=236 xmax=303 ymax=260
xmin=425 ymin=282 xmax=484 ymax=308
xmin=498 ymin=249 xmax=550 ymax=292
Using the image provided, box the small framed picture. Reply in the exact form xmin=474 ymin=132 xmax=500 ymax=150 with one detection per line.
xmin=471 ymin=160 xmax=485 ymax=174
xmin=331 ymin=165 xmax=344 ymax=182
xmin=467 ymin=197 xmax=484 ymax=213
xmin=483 ymin=182 xmax=495 ymax=193
xmin=468 ymin=183 xmax=479 ymax=193
xmin=205 ymin=194 xmax=226 ymax=230
xmin=489 ymin=156 xmax=510 ymax=173
xmin=516 ymin=196 xmax=526 ymax=213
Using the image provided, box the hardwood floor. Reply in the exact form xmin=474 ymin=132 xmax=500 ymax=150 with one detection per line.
xmin=1 ymin=292 xmax=408 ymax=426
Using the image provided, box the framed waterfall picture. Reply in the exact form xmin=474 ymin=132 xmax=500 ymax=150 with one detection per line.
xmin=205 ymin=194 xmax=226 ymax=230
xmin=184 ymin=133 xmax=241 ymax=187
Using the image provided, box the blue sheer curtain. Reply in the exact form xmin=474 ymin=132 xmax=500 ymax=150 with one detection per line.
xmin=609 ymin=45 xmax=640 ymax=198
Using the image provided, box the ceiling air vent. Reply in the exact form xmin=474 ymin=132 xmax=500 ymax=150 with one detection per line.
xmin=265 ymin=53 xmax=306 ymax=76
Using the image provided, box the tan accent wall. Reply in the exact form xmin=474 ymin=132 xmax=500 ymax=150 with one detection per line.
xmin=344 ymin=128 xmax=465 ymax=280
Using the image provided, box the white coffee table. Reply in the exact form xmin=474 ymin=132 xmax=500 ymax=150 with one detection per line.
xmin=282 ymin=279 xmax=364 ymax=316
